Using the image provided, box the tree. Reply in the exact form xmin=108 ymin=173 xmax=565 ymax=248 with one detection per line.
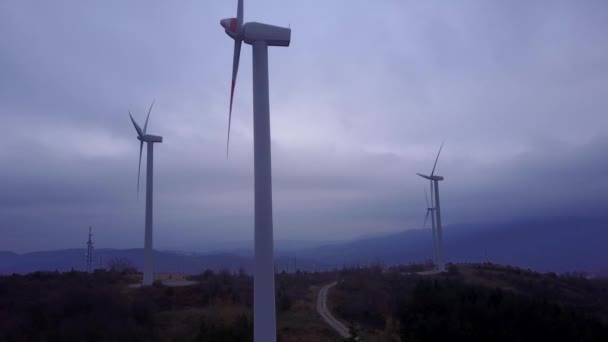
xmin=107 ymin=257 xmax=136 ymax=273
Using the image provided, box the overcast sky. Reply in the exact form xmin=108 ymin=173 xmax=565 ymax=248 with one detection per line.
xmin=1 ymin=0 xmax=607 ymax=252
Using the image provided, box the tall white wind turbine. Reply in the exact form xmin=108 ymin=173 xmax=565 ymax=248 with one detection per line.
xmin=423 ymin=188 xmax=438 ymax=266
xmin=129 ymin=100 xmax=163 ymax=286
xmin=417 ymin=142 xmax=445 ymax=272
xmin=220 ymin=0 xmax=290 ymax=340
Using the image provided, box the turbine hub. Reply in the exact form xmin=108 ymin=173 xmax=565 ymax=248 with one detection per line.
xmin=221 ymin=18 xmax=240 ymax=37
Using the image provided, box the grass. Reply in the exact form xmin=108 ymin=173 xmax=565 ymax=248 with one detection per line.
xmin=277 ymin=284 xmax=341 ymax=342
xmin=155 ymin=307 xmax=208 ymax=341
xmin=0 ymin=269 xmax=346 ymax=341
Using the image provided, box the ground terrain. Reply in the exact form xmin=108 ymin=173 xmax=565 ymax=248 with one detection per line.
xmin=330 ymin=263 xmax=608 ymax=341
xmin=0 ymin=269 xmax=340 ymax=341
xmin=1 ymin=263 xmax=607 ymax=341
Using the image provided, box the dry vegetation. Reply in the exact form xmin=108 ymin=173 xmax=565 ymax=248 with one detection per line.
xmin=4 ymin=263 xmax=603 ymax=341
xmin=330 ymin=263 xmax=608 ymax=341
xmin=0 ymin=268 xmax=341 ymax=341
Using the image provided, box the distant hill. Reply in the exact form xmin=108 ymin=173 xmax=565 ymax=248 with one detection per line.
xmin=2 ymin=217 xmax=606 ymax=275
xmin=0 ymin=249 xmax=251 ymax=275
xmin=295 ymin=217 xmax=608 ymax=275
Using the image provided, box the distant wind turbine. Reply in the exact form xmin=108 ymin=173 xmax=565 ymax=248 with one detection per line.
xmin=417 ymin=142 xmax=445 ymax=272
xmin=423 ymin=188 xmax=438 ymax=266
xmin=220 ymin=0 xmax=291 ymax=340
xmin=129 ymin=100 xmax=163 ymax=286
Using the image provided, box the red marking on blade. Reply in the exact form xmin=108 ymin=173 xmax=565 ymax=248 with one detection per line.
xmin=230 ymin=19 xmax=237 ymax=33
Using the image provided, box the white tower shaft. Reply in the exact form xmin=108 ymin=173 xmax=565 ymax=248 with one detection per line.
xmin=143 ymin=142 xmax=154 ymax=285
xmin=433 ymin=179 xmax=445 ymax=272
xmin=252 ymin=40 xmax=276 ymax=342
xmin=429 ymin=182 xmax=437 ymax=266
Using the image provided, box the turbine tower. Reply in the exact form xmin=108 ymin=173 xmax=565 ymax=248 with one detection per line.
xmin=417 ymin=142 xmax=445 ymax=272
xmin=129 ymin=100 xmax=162 ymax=286
xmin=423 ymin=188 xmax=437 ymax=266
xmin=220 ymin=1 xmax=290 ymax=340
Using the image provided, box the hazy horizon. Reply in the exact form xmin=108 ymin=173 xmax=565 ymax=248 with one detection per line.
xmin=2 ymin=1 xmax=608 ymax=253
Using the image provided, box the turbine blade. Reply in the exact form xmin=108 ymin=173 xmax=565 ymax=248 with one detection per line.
xmin=416 ymin=172 xmax=431 ymax=180
xmin=424 ymin=209 xmax=430 ymax=228
xmin=143 ymin=99 xmax=155 ymax=135
xmin=425 ymin=188 xmax=430 ymax=207
xmin=431 ymin=141 xmax=445 ymax=177
xmin=137 ymin=141 xmax=143 ymax=199
xmin=430 ymin=180 xmax=434 ymax=208
xmin=129 ymin=111 xmax=144 ymax=138
xmin=227 ymin=39 xmax=242 ymax=157
xmin=237 ymin=0 xmax=243 ymax=28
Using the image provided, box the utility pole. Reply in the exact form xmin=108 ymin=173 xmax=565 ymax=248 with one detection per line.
xmin=86 ymin=226 xmax=94 ymax=273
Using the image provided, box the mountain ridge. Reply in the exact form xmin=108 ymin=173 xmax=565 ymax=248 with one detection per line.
xmin=1 ymin=217 xmax=606 ymax=275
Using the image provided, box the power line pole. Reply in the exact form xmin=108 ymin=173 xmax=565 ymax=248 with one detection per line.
xmin=86 ymin=226 xmax=94 ymax=273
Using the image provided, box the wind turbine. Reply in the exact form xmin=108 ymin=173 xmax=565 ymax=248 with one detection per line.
xmin=423 ymin=188 xmax=438 ymax=266
xmin=129 ymin=100 xmax=162 ymax=286
xmin=220 ymin=0 xmax=290 ymax=340
xmin=417 ymin=142 xmax=445 ymax=272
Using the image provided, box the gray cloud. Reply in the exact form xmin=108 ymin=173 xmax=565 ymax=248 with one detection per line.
xmin=1 ymin=1 xmax=608 ymax=252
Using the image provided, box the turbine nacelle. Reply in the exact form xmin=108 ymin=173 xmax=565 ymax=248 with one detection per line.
xmin=416 ymin=173 xmax=444 ymax=181
xmin=137 ymin=134 xmax=163 ymax=143
xmin=220 ymin=19 xmax=291 ymax=46
xmin=243 ymin=22 xmax=291 ymax=46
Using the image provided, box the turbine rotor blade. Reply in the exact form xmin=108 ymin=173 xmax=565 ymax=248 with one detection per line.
xmin=137 ymin=141 xmax=143 ymax=199
xmin=416 ymin=172 xmax=431 ymax=180
xmin=129 ymin=111 xmax=144 ymax=138
xmin=425 ymin=188 xmax=430 ymax=207
xmin=237 ymin=0 xmax=243 ymax=28
xmin=143 ymin=99 xmax=155 ymax=135
xmin=227 ymin=39 xmax=242 ymax=157
xmin=430 ymin=180 xmax=434 ymax=207
xmin=431 ymin=141 xmax=445 ymax=177
xmin=424 ymin=209 xmax=430 ymax=228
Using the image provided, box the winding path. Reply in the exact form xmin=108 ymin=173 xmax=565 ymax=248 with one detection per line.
xmin=316 ymin=282 xmax=351 ymax=339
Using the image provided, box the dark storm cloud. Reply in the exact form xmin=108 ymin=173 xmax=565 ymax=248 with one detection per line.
xmin=1 ymin=1 xmax=608 ymax=252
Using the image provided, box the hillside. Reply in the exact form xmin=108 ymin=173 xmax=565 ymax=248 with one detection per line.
xmin=296 ymin=217 xmax=608 ymax=275
xmin=330 ymin=263 xmax=608 ymax=341
xmin=2 ymin=217 xmax=607 ymax=277
xmin=2 ymin=263 xmax=607 ymax=340
xmin=0 ymin=249 xmax=252 ymax=275
xmin=0 ymin=269 xmax=341 ymax=342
